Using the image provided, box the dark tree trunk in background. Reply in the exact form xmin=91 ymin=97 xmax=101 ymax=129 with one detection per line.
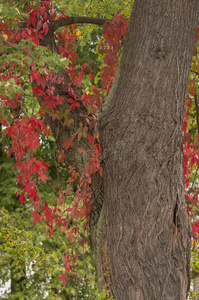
xmin=97 ymin=0 xmax=199 ymax=299
xmin=10 ymin=257 xmax=26 ymax=295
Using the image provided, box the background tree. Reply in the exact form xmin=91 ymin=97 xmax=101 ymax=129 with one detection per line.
xmin=0 ymin=0 xmax=199 ymax=299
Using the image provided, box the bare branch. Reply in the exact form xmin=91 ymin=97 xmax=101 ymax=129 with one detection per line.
xmin=52 ymin=16 xmax=107 ymax=31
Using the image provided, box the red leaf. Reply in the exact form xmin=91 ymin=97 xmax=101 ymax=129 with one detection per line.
xmin=63 ymin=256 xmax=72 ymax=273
xmin=69 ymin=102 xmax=80 ymax=112
xmin=87 ymin=135 xmax=95 ymax=148
xmin=63 ymin=138 xmax=73 ymax=151
xmin=59 ymin=273 xmax=67 ymax=286
xmin=32 ymin=211 xmax=41 ymax=225
xmin=104 ymin=53 xmax=118 ymax=66
xmin=185 ymin=132 xmax=191 ymax=143
xmin=188 ymin=85 xmax=196 ymax=96
xmin=89 ymin=71 xmax=93 ymax=82
xmin=66 ymin=207 xmax=73 ymax=212
xmin=19 ymin=195 xmax=26 ymax=204
xmin=67 ymin=98 xmax=75 ymax=103
xmin=197 ymin=26 xmax=199 ymax=39
xmin=37 ymin=19 xmax=43 ymax=30
xmin=78 ymin=147 xmax=87 ymax=157
xmin=38 ymin=173 xmax=48 ymax=182
xmin=50 ymin=8 xmax=56 ymax=21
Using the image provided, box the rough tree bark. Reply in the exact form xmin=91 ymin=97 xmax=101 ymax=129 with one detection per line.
xmin=97 ymin=0 xmax=199 ymax=299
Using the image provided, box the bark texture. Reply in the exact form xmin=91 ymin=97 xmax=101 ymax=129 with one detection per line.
xmin=98 ymin=0 xmax=199 ymax=299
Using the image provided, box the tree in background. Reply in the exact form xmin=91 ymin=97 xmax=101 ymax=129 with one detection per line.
xmin=0 ymin=0 xmax=199 ymax=299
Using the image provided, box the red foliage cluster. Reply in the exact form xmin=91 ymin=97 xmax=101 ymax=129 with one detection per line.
xmin=184 ymin=74 xmax=199 ymax=246
xmin=0 ymin=0 xmax=128 ymax=284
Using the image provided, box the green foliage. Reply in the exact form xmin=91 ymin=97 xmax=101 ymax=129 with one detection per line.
xmin=189 ymin=288 xmax=199 ymax=300
xmin=53 ymin=0 xmax=133 ymax=19
xmin=191 ymin=243 xmax=199 ymax=278
xmin=0 ymin=206 xmax=102 ymax=299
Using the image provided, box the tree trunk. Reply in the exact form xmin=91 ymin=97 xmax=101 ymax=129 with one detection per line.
xmin=97 ymin=0 xmax=199 ymax=299
xmin=10 ymin=257 xmax=26 ymax=295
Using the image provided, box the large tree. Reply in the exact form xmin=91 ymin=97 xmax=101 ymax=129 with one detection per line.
xmin=98 ymin=1 xmax=199 ymax=299
xmin=0 ymin=0 xmax=199 ymax=299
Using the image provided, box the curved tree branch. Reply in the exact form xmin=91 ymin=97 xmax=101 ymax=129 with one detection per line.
xmin=41 ymin=16 xmax=107 ymax=49
xmin=51 ymin=16 xmax=107 ymax=32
